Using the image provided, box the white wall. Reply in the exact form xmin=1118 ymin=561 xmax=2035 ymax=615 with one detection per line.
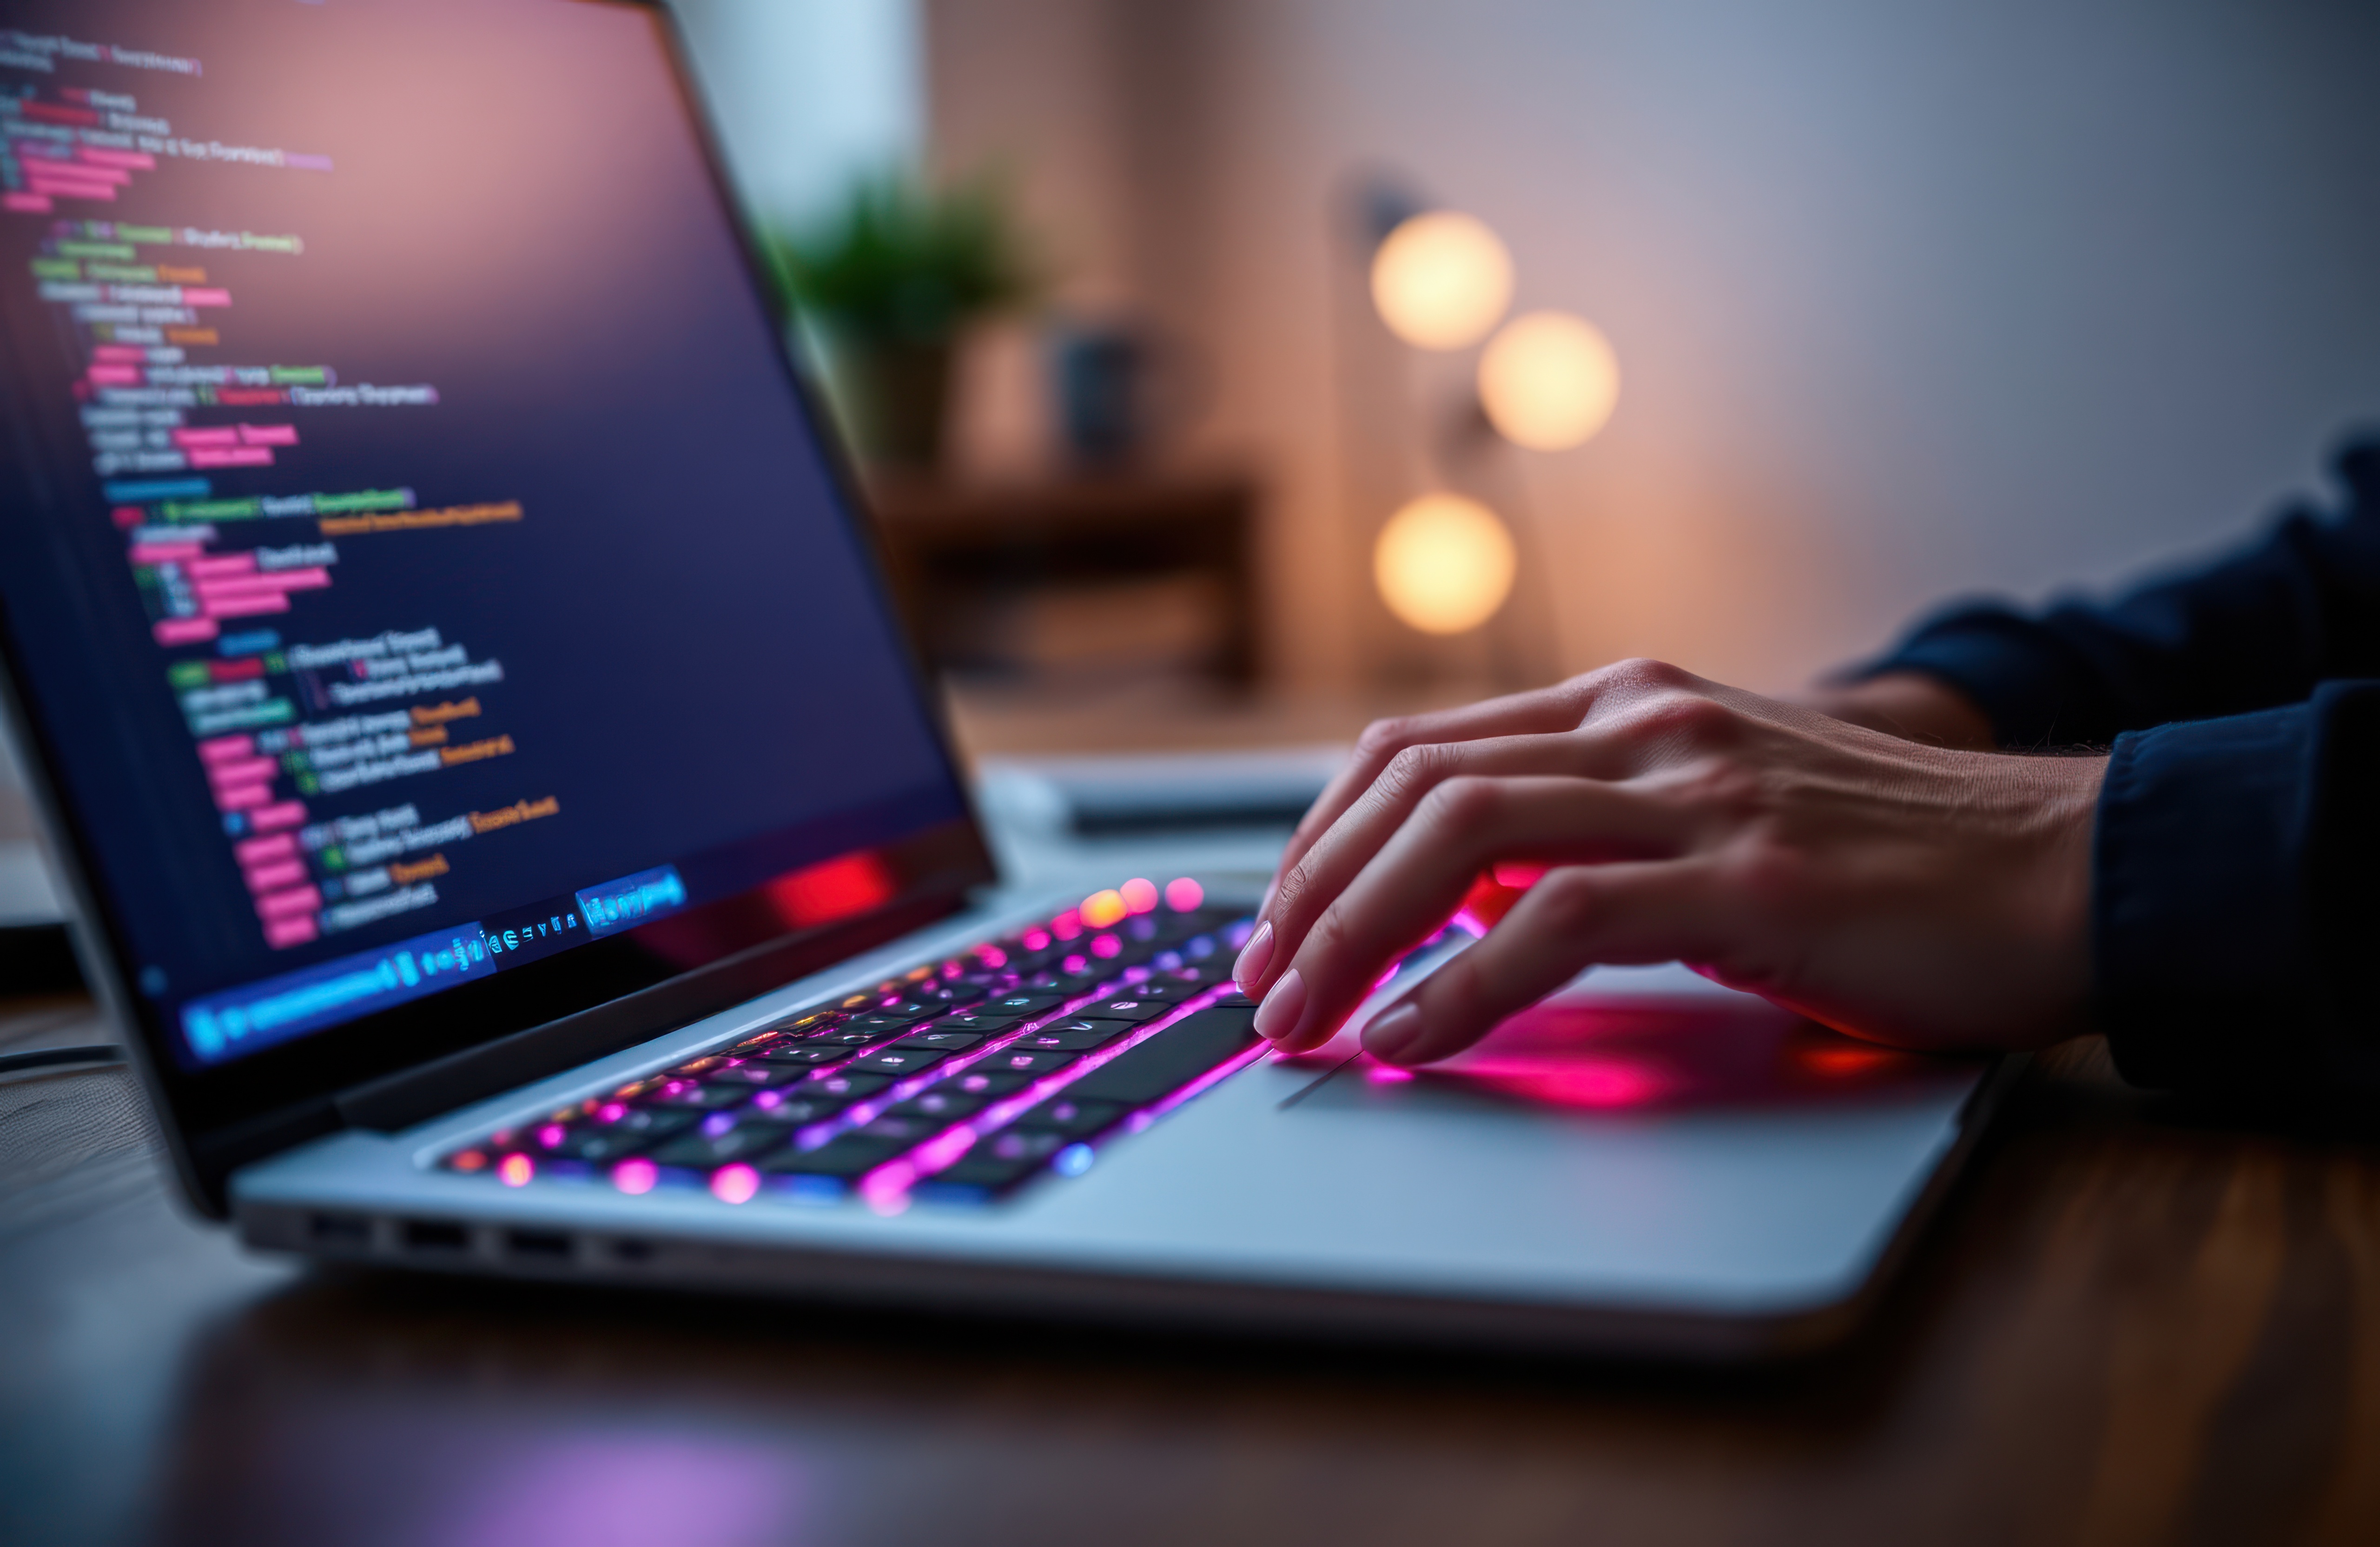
xmin=672 ymin=0 xmax=925 ymax=233
xmin=931 ymin=0 xmax=2380 ymax=693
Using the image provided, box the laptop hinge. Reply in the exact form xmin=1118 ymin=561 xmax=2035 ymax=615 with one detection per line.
xmin=333 ymin=891 xmax=963 ymax=1132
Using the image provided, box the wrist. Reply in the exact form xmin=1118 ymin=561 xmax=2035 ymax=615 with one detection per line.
xmin=1807 ymin=672 xmax=1997 ymax=751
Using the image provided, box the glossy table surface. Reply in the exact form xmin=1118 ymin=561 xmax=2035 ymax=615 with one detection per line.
xmin=5 ymin=989 xmax=2379 ymax=1547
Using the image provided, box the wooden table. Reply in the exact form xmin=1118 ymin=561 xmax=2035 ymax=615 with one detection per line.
xmin=5 ymin=989 xmax=2377 ymax=1546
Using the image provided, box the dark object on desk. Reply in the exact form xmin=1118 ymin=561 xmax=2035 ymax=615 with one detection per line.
xmin=868 ymin=474 xmax=1259 ymax=685
xmin=0 ymin=921 xmax=80 ymax=997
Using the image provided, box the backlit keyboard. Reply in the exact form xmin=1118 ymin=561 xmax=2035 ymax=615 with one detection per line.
xmin=443 ymin=878 xmax=1262 ymax=1209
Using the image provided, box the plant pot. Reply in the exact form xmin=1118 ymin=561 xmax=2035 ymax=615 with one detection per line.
xmin=821 ymin=333 xmax=954 ymax=469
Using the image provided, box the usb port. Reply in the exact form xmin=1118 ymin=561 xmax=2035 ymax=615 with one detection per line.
xmin=505 ymin=1229 xmax=572 ymax=1260
xmin=401 ymin=1219 xmax=469 ymax=1251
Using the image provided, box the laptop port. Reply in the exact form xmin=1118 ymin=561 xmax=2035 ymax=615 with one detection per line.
xmin=401 ymin=1219 xmax=470 ymax=1251
xmin=308 ymin=1213 xmax=370 ymax=1245
xmin=505 ymin=1229 xmax=572 ymax=1260
xmin=611 ymin=1238 xmax=655 ymax=1263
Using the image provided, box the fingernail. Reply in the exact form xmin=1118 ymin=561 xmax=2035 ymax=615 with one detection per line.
xmin=1253 ymin=967 xmax=1306 ymax=1041
xmin=1233 ymin=919 xmax=1275 ymax=993
xmin=1364 ymin=1002 xmax=1423 ymax=1063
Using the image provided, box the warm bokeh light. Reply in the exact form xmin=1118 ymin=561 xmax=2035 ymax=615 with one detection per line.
xmin=1080 ymin=888 xmax=1128 ymax=929
xmin=496 ymin=1151 xmax=534 ymax=1187
xmin=1163 ymin=876 xmax=1204 ymax=912
xmin=1477 ymin=310 xmax=1620 ymax=450
xmin=1370 ymin=210 xmax=1514 ymax=350
xmin=1119 ymin=877 xmax=1159 ymax=915
xmin=709 ymin=1162 xmax=761 ymax=1204
xmin=1374 ymin=492 xmax=1517 ymax=635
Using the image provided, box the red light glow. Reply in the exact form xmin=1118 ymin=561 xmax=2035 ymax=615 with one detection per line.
xmin=765 ymin=847 xmax=899 ymax=929
xmin=450 ymin=1149 xmax=487 ymax=1172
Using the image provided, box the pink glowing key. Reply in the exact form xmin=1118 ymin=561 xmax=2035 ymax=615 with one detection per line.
xmin=249 ymin=800 xmax=308 ymax=831
xmin=263 ymin=915 xmax=318 ymax=949
xmin=151 ymin=617 xmax=218 ymax=645
xmin=709 ymin=1164 xmax=760 ymax=1204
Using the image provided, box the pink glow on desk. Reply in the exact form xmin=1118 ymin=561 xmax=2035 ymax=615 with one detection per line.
xmin=151 ymin=617 xmax=218 ymax=645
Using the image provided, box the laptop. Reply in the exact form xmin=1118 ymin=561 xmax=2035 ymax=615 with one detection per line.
xmin=0 ymin=0 xmax=2014 ymax=1359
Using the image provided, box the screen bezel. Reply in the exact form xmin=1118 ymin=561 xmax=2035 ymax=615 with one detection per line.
xmin=0 ymin=0 xmax=1000 ymax=1213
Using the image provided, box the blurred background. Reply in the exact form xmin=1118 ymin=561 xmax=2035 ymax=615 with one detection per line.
xmin=667 ymin=0 xmax=2380 ymax=753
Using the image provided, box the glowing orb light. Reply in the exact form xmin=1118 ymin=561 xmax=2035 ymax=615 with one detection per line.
xmin=1373 ymin=492 xmax=1517 ymax=635
xmin=1477 ymin=310 xmax=1620 ymax=450
xmin=1080 ymin=889 xmax=1128 ymax=929
xmin=1119 ymin=878 xmax=1159 ymax=915
xmin=1163 ymin=877 xmax=1204 ymax=912
xmin=709 ymin=1163 xmax=760 ymax=1205
xmin=1370 ymin=211 xmax=1513 ymax=350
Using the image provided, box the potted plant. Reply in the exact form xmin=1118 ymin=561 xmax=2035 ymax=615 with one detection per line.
xmin=773 ymin=172 xmax=1036 ymax=469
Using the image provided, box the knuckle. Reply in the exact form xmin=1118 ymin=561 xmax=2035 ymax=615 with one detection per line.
xmin=1527 ymin=866 xmax=1606 ymax=933
xmin=1418 ymin=774 xmax=1501 ymax=837
xmin=1621 ymin=690 xmax=1741 ymax=750
xmin=1354 ymin=716 xmax=1417 ymax=760
xmin=1377 ymin=741 xmax=1448 ymax=801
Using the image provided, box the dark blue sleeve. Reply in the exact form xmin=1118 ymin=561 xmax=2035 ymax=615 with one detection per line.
xmin=2094 ymin=681 xmax=2380 ymax=1092
xmin=1861 ymin=437 xmax=2380 ymax=747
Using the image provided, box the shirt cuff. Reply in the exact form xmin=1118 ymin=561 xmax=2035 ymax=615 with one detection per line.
xmin=2092 ymin=705 xmax=2312 ymax=1090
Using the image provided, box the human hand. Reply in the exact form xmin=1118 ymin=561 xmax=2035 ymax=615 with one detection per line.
xmin=1234 ymin=660 xmax=2101 ymax=1065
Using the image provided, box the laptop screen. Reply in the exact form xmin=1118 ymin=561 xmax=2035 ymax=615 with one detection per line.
xmin=0 ymin=0 xmax=985 ymax=1092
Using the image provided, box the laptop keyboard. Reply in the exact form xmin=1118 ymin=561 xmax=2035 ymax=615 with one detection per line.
xmin=442 ymin=880 xmax=1263 ymax=1208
